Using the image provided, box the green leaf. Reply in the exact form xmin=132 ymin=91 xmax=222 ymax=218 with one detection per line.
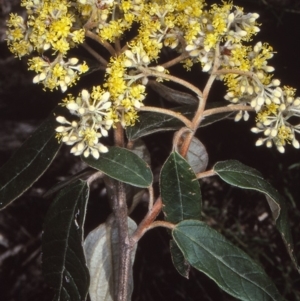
xmin=213 ymin=160 xmax=299 ymax=273
xmin=160 ymin=151 xmax=201 ymax=224
xmin=0 ymin=112 xmax=61 ymax=210
xmin=42 ymin=180 xmax=90 ymax=301
xmin=82 ymin=146 xmax=153 ymax=188
xmin=172 ymin=220 xmax=285 ymax=301
xmin=126 ymin=103 xmax=233 ymax=140
xmin=170 ymin=239 xmax=190 ymax=279
xmin=84 ymin=215 xmax=137 ymax=301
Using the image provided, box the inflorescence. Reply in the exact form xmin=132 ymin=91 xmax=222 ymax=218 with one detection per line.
xmin=6 ymin=0 xmax=300 ymax=157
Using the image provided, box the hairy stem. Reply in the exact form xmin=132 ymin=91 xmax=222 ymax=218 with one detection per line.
xmin=130 ymin=197 xmax=163 ymax=245
xmin=161 ymin=51 xmax=190 ymax=69
xmin=139 ymin=66 xmax=203 ymax=98
xmin=203 ymin=104 xmax=254 ymax=117
xmin=179 ymin=44 xmax=221 ymax=157
xmin=196 ymin=169 xmax=216 ymax=180
xmin=111 ymin=181 xmax=131 ymax=301
xmin=147 ymin=220 xmax=175 ymax=230
xmin=139 ymin=106 xmax=193 ymax=128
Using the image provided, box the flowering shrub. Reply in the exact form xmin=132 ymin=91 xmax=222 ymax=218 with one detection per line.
xmin=1 ymin=0 xmax=299 ymax=300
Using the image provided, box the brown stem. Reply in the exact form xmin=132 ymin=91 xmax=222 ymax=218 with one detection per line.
xmin=161 ymin=51 xmax=190 ymax=69
xmin=115 ymin=38 xmax=122 ymax=55
xmin=85 ymin=30 xmax=116 ymax=56
xmin=148 ymin=185 xmax=154 ymax=211
xmin=86 ymin=171 xmax=104 ymax=185
xmin=196 ymin=169 xmax=216 ymax=180
xmin=147 ymin=220 xmax=175 ymax=230
xmin=172 ymin=127 xmax=193 ymax=152
xmin=203 ymin=105 xmax=254 ymax=117
xmin=114 ymin=122 xmax=125 ymax=147
xmin=138 ymin=66 xmax=203 ymax=98
xmin=81 ymin=42 xmax=108 ymax=67
xmin=139 ymin=106 xmax=193 ymax=128
xmin=179 ymin=131 xmax=194 ymax=158
xmin=130 ymin=197 xmax=163 ymax=245
xmin=213 ymin=69 xmax=255 ymax=78
xmin=179 ymin=44 xmax=221 ymax=157
xmin=192 ymin=45 xmax=220 ymax=130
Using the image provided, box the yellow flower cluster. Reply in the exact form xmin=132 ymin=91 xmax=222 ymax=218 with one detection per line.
xmin=28 ymin=56 xmax=88 ymax=92
xmin=104 ymin=52 xmax=147 ymax=127
xmin=7 ymin=0 xmax=300 ymax=156
xmin=6 ymin=0 xmax=88 ymax=91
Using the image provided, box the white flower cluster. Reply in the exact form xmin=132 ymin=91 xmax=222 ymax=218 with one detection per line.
xmin=251 ymin=86 xmax=300 ymax=153
xmin=56 ymin=88 xmax=113 ymax=158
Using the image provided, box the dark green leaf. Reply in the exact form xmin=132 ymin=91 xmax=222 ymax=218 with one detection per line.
xmin=42 ymin=180 xmax=90 ymax=301
xmin=43 ymin=169 xmax=94 ymax=199
xmin=170 ymin=239 xmax=190 ymax=279
xmin=160 ymin=151 xmax=201 ymax=224
xmin=126 ymin=102 xmax=233 ymax=140
xmin=173 ymin=220 xmax=285 ymax=301
xmin=0 ymin=112 xmax=61 ymax=210
xmin=213 ymin=160 xmax=299 ymax=273
xmin=82 ymin=146 xmax=152 ymax=188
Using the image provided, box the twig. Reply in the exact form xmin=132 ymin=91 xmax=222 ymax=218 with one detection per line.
xmin=203 ymin=104 xmax=254 ymax=117
xmin=87 ymin=171 xmax=104 ymax=185
xmin=147 ymin=220 xmax=175 ymax=230
xmin=179 ymin=44 xmax=220 ymax=157
xmin=115 ymin=38 xmax=122 ymax=54
xmin=172 ymin=127 xmax=193 ymax=151
xmin=138 ymin=66 xmax=203 ymax=98
xmin=85 ymin=30 xmax=116 ymax=56
xmin=148 ymin=185 xmax=154 ymax=211
xmin=196 ymin=169 xmax=216 ymax=180
xmin=213 ymin=69 xmax=255 ymax=79
xmin=81 ymin=42 xmax=108 ymax=67
xmin=130 ymin=197 xmax=163 ymax=245
xmin=139 ymin=106 xmax=193 ymax=128
xmin=161 ymin=51 xmax=190 ymax=69
xmin=114 ymin=122 xmax=125 ymax=147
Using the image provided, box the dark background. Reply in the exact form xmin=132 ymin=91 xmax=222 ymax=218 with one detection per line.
xmin=0 ymin=0 xmax=300 ymax=300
